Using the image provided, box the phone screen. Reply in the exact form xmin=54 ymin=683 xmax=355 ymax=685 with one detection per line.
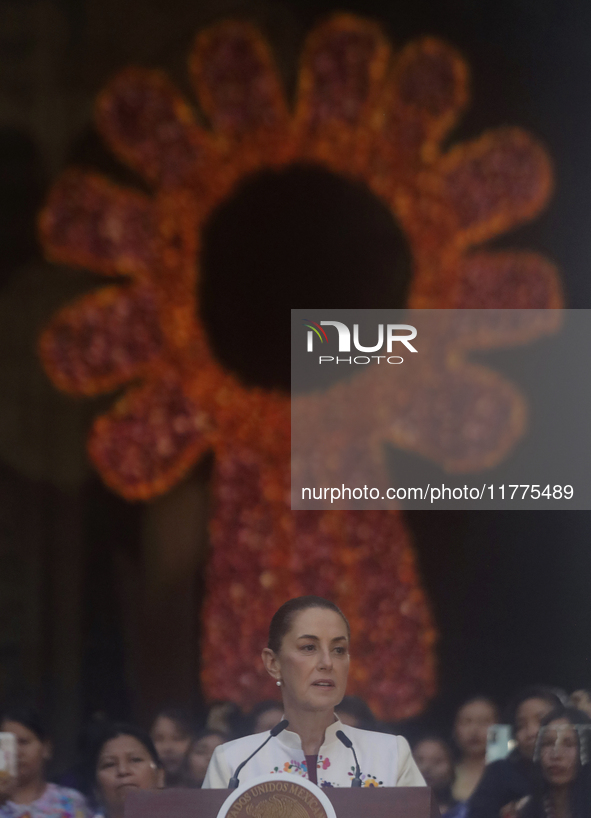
xmin=486 ymin=724 xmax=514 ymax=763
xmin=0 ymin=733 xmax=17 ymax=778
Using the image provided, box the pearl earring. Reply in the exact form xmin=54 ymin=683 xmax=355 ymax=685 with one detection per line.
xmin=276 ymin=680 xmax=281 ymax=687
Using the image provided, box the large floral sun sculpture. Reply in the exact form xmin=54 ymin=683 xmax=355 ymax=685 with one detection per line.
xmin=38 ymin=14 xmax=561 ymax=719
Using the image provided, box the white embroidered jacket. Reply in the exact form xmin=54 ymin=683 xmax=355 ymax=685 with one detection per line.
xmin=202 ymin=718 xmax=425 ymax=789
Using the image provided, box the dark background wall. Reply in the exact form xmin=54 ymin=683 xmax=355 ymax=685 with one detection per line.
xmin=0 ymin=0 xmax=590 ymax=765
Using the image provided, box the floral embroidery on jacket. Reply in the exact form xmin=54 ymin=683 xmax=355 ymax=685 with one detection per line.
xmin=271 ymin=759 xmax=308 ymax=777
xmin=271 ymin=755 xmax=333 ymax=780
xmin=268 ymin=756 xmax=385 ymax=788
xmin=346 ymin=768 xmax=383 ymax=787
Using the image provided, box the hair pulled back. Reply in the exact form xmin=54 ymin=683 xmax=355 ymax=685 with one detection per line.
xmin=90 ymin=722 xmax=163 ymax=774
xmin=268 ymin=596 xmax=350 ymax=654
xmin=151 ymin=706 xmax=194 ymax=737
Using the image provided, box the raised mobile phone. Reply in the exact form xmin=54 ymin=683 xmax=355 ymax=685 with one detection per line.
xmin=486 ymin=724 xmax=513 ymax=763
xmin=0 ymin=733 xmax=16 ymax=778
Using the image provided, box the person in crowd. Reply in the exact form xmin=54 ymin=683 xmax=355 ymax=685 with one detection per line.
xmin=453 ymin=696 xmax=499 ymax=802
xmin=335 ymin=696 xmax=378 ymax=730
xmin=91 ymin=723 xmax=163 ymax=818
xmin=569 ymin=690 xmax=591 ymax=718
xmin=182 ymin=731 xmax=226 ymax=788
xmin=247 ymin=702 xmax=284 ymax=734
xmin=517 ymin=706 xmax=591 ymax=818
xmin=414 ymin=736 xmax=466 ymax=817
xmin=202 ymin=595 xmax=425 ymax=788
xmin=0 ymin=705 xmax=89 ymax=818
xmin=204 ymin=702 xmax=243 ymax=740
xmin=467 ymin=686 xmax=565 ymax=818
xmin=149 ymin=708 xmax=194 ymax=786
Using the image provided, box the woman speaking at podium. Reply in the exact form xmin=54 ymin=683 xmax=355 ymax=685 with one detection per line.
xmin=202 ymin=596 xmax=425 ymax=789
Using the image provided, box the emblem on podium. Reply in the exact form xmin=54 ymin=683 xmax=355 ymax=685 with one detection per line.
xmin=216 ymin=774 xmax=337 ymax=818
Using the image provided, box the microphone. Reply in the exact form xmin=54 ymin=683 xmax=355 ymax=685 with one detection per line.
xmin=228 ymin=719 xmax=289 ymax=789
xmin=336 ymin=730 xmax=362 ymax=787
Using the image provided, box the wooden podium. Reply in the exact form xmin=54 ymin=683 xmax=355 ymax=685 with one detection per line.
xmin=125 ymin=787 xmax=440 ymax=818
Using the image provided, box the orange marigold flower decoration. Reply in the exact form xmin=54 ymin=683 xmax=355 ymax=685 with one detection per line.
xmin=38 ymin=14 xmax=561 ymax=719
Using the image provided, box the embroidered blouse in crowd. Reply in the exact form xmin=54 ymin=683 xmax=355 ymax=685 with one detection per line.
xmin=0 ymin=783 xmax=89 ymax=818
xmin=202 ymin=717 xmax=424 ymax=788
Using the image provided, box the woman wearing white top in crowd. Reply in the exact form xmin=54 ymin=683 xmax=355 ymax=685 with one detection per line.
xmin=202 ymin=596 xmax=425 ymax=789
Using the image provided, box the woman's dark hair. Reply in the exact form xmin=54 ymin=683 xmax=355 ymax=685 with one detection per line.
xmin=454 ymin=695 xmax=499 ymax=721
xmin=268 ymin=596 xmax=350 ymax=653
xmin=151 ymin=706 xmax=195 ymax=738
xmin=335 ymin=696 xmax=377 ymax=729
xmin=245 ymin=701 xmax=283 ymax=733
xmin=412 ymin=735 xmax=456 ymax=787
xmin=413 ymin=735 xmax=455 ymax=760
xmin=0 ymin=705 xmax=48 ymax=742
xmin=504 ymin=685 xmax=566 ymax=729
xmin=190 ymin=728 xmax=227 ymax=747
xmin=536 ymin=705 xmax=591 ymax=751
xmin=205 ymin=701 xmax=244 ymax=739
xmin=90 ymin=722 xmax=163 ymax=774
xmin=521 ymin=706 xmax=591 ymax=818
